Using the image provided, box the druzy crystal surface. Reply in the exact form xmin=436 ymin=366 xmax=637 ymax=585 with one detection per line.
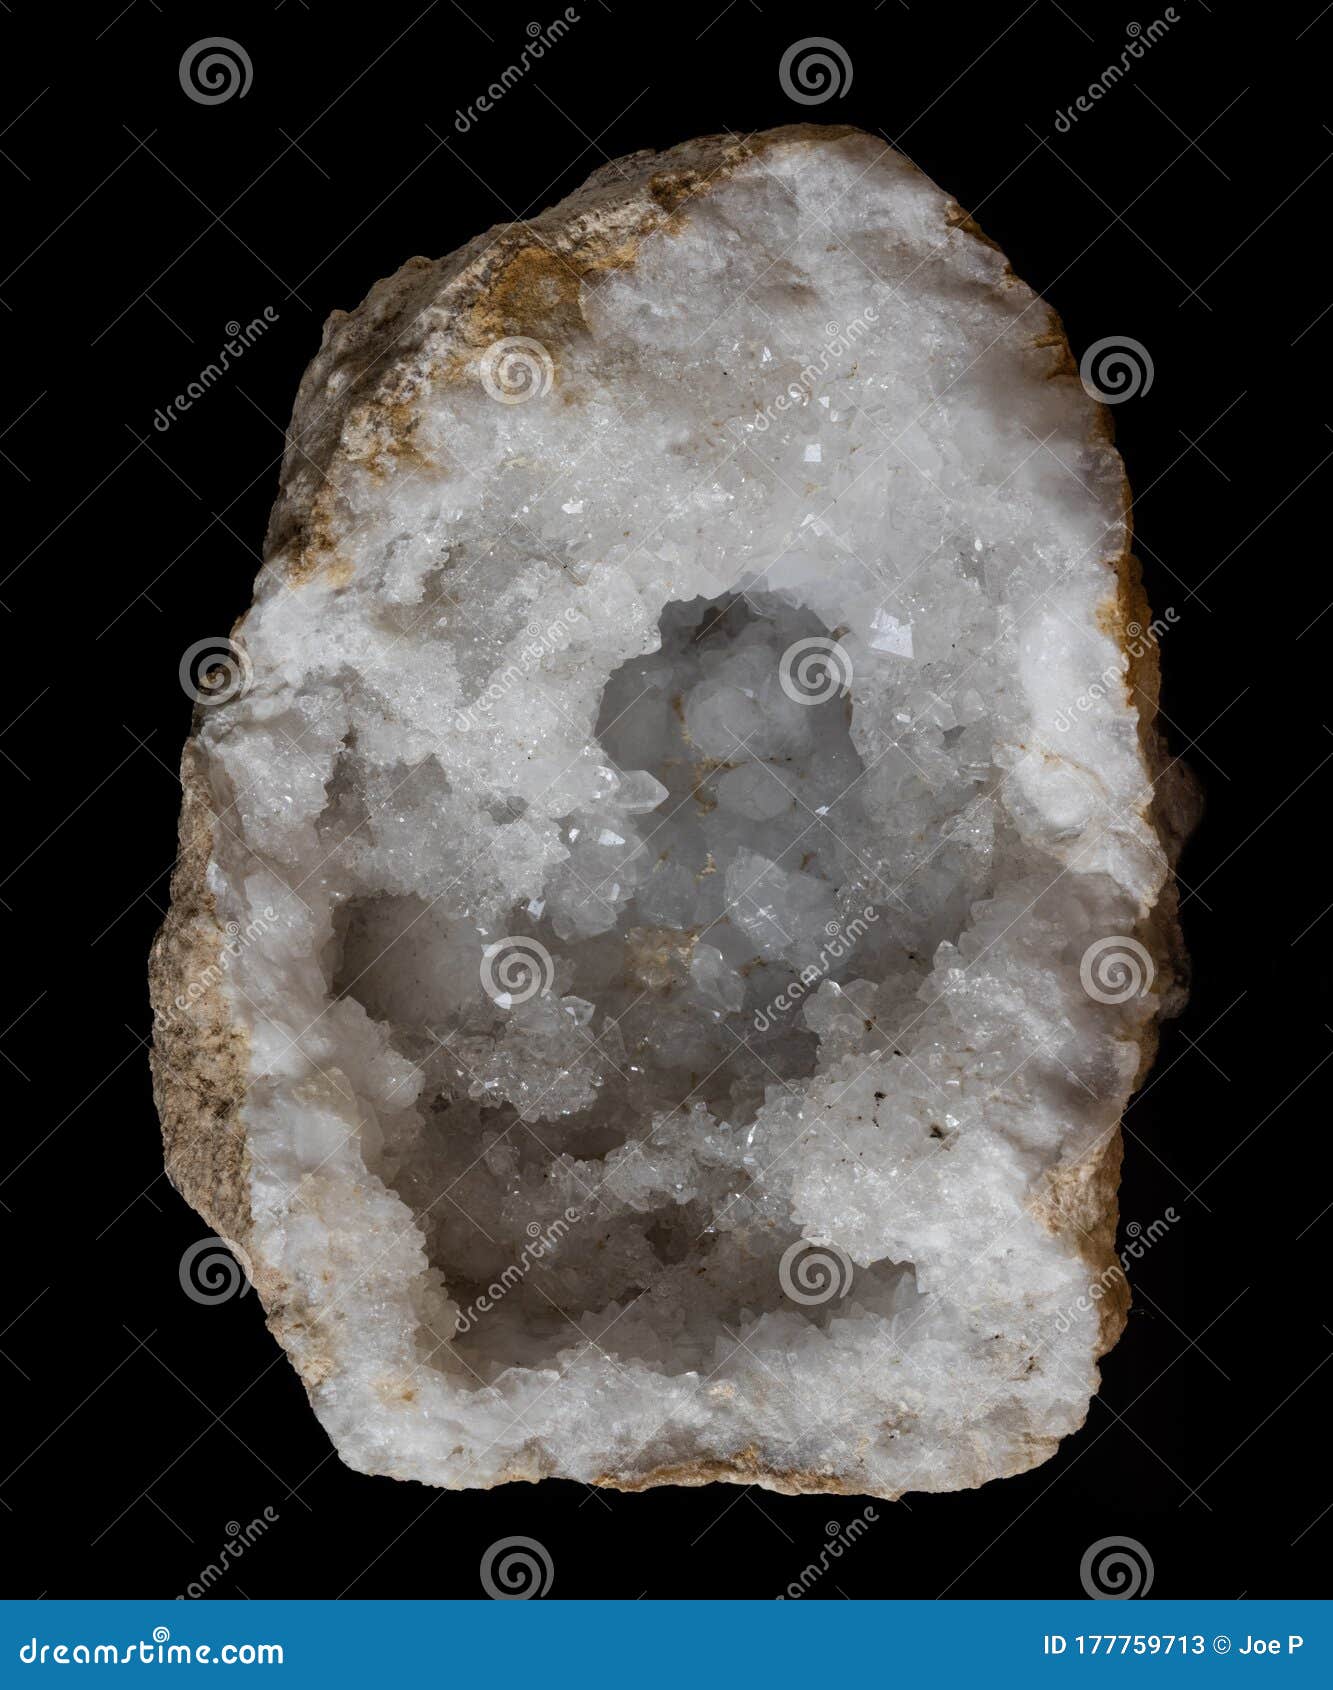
xmin=151 ymin=127 xmax=1183 ymax=1496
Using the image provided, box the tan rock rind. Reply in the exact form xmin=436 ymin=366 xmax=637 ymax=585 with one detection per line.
xmin=148 ymin=740 xmax=251 ymax=1249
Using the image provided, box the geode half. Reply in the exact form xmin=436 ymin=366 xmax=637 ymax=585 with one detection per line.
xmin=150 ymin=125 xmax=1189 ymax=1497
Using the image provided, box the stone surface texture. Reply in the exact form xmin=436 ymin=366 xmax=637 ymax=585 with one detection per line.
xmin=150 ymin=125 xmax=1189 ymax=1498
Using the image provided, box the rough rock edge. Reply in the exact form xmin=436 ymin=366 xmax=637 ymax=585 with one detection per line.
xmin=148 ymin=124 xmax=1192 ymax=1500
xmin=148 ymin=744 xmax=252 ymax=1259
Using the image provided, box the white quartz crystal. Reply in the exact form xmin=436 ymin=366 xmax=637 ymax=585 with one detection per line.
xmin=151 ymin=127 xmax=1184 ymax=1498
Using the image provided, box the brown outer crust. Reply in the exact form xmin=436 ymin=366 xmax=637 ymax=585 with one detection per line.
xmin=148 ymin=740 xmax=252 ymax=1249
xmin=148 ymin=125 xmax=1190 ymax=1499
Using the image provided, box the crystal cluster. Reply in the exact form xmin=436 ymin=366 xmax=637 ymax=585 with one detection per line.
xmin=151 ymin=127 xmax=1183 ymax=1497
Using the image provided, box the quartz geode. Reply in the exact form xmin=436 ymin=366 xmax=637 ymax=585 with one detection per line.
xmin=150 ymin=125 xmax=1189 ymax=1497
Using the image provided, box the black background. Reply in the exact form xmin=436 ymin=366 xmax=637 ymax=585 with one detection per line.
xmin=1 ymin=0 xmax=1330 ymax=1600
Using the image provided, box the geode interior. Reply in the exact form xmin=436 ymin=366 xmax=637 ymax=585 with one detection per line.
xmin=151 ymin=125 xmax=1184 ymax=1497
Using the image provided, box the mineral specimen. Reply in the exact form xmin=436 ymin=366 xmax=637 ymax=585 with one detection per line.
xmin=150 ymin=125 xmax=1189 ymax=1497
